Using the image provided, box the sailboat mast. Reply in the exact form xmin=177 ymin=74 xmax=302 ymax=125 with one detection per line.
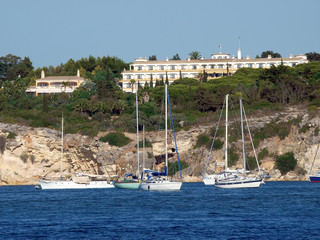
xmin=165 ymin=84 xmax=168 ymax=178
xmin=225 ymin=94 xmax=229 ymax=170
xmin=143 ymin=125 xmax=145 ymax=171
xmin=60 ymin=117 xmax=64 ymax=179
xmin=136 ymin=84 xmax=139 ymax=177
xmin=240 ymin=98 xmax=246 ymax=177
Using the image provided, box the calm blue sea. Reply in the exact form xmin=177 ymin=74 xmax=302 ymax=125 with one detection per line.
xmin=0 ymin=182 xmax=319 ymax=240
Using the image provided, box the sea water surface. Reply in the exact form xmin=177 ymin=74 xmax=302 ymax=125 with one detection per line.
xmin=0 ymin=182 xmax=320 ymax=239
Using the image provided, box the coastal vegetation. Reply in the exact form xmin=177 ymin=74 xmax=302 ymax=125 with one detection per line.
xmin=275 ymin=152 xmax=297 ymax=175
xmin=0 ymin=52 xmax=320 ymax=144
xmin=99 ymin=132 xmax=131 ymax=147
xmin=168 ymin=160 xmax=189 ymax=176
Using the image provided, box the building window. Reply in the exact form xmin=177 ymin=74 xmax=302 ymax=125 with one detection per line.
xmin=259 ymin=63 xmax=264 ymax=68
xmin=210 ymin=64 xmax=215 ymax=69
xmin=137 ymin=66 xmax=143 ymax=70
xmin=68 ymin=82 xmax=77 ymax=87
xmin=148 ymin=66 xmax=153 ymax=70
xmin=137 ymin=75 xmax=143 ymax=79
xmin=181 ymin=65 xmax=187 ymax=70
xmin=192 ymin=65 xmax=197 ymax=69
xmin=248 ymin=64 xmax=253 ymax=68
xmin=160 ymin=66 xmax=165 ymax=70
xmin=170 ymin=74 xmax=175 ymax=79
xmin=169 ymin=65 xmax=176 ymax=70
xmin=202 ymin=65 xmax=206 ymax=69
xmin=160 ymin=74 xmax=165 ymax=79
xmin=38 ymin=82 xmax=48 ymax=87
xmin=237 ymin=64 xmax=242 ymax=69
xmin=127 ymin=75 xmax=132 ymax=79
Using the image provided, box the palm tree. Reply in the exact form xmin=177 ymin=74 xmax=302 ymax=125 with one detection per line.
xmin=188 ymin=51 xmax=201 ymax=60
xmin=61 ymin=81 xmax=69 ymax=92
xmin=130 ymin=79 xmax=136 ymax=93
xmin=115 ymin=99 xmax=127 ymax=114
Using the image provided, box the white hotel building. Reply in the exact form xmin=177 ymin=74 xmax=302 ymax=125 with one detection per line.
xmin=120 ymin=49 xmax=308 ymax=93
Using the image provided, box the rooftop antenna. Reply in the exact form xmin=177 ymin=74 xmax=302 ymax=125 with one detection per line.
xmin=219 ymin=44 xmax=222 ymax=53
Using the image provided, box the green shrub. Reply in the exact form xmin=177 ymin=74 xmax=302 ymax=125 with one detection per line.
xmin=253 ymin=120 xmax=292 ymax=145
xmin=299 ymin=124 xmax=309 ymax=133
xmin=194 ymin=134 xmax=210 ymax=149
xmin=99 ymin=132 xmax=131 ymax=147
xmin=211 ymin=138 xmax=224 ymax=150
xmin=308 ymin=105 xmax=318 ymax=112
xmin=292 ymin=116 xmax=302 ymax=126
xmin=246 ymin=156 xmax=260 ymax=170
xmin=139 ymin=139 xmax=152 ymax=148
xmin=276 ymin=152 xmax=297 ymax=175
xmin=209 ymin=126 xmax=224 ymax=138
xmin=310 ymin=98 xmax=320 ymax=107
xmin=168 ymin=160 xmax=189 ymax=176
xmin=79 ymin=127 xmax=98 ymax=137
xmin=258 ymin=148 xmax=269 ymax=160
xmin=183 ymin=126 xmax=191 ymax=131
xmin=7 ymin=132 xmax=17 ymax=139
xmin=227 ymin=148 xmax=239 ymax=167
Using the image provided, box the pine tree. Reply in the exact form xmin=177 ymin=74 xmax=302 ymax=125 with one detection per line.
xmin=179 ymin=70 xmax=182 ymax=84
xmin=144 ymin=81 xmax=149 ymax=89
xmin=165 ymin=71 xmax=169 ymax=85
xmin=42 ymin=94 xmax=49 ymax=112
xmin=150 ymin=74 xmax=153 ymax=89
xmin=202 ymin=70 xmax=207 ymax=83
xmin=105 ymin=66 xmax=114 ymax=95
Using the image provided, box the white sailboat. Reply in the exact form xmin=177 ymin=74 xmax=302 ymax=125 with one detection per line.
xmin=214 ymin=96 xmax=262 ymax=189
xmin=39 ymin=117 xmax=114 ymax=190
xmin=203 ymin=94 xmax=241 ymax=185
xmin=140 ymin=84 xmax=183 ymax=191
xmin=308 ymin=142 xmax=320 ymax=182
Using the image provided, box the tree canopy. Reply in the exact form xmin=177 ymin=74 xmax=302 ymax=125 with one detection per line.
xmin=259 ymin=50 xmax=282 ymax=58
xmin=0 ymin=52 xmax=320 ymax=138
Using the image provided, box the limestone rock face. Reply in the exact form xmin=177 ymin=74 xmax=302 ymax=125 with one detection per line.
xmin=1 ymin=106 xmax=320 ymax=185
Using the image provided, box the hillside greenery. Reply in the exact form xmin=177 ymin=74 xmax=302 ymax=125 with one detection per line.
xmin=0 ymin=54 xmax=320 ymax=141
xmin=276 ymin=152 xmax=297 ymax=175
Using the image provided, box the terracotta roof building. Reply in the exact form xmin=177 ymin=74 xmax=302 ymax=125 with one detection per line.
xmin=26 ymin=70 xmax=85 ymax=96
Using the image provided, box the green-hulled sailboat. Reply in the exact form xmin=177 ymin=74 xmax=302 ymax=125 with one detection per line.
xmin=113 ymin=84 xmax=141 ymax=189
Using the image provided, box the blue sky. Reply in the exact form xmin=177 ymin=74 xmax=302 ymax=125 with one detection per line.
xmin=1 ymin=0 xmax=319 ymax=68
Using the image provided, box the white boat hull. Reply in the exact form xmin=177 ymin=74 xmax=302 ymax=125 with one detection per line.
xmin=215 ymin=178 xmax=262 ymax=189
xmin=140 ymin=181 xmax=182 ymax=191
xmin=203 ymin=176 xmax=216 ymax=185
xmin=39 ymin=180 xmax=114 ymax=189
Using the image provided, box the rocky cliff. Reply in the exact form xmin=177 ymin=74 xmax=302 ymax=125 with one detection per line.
xmin=1 ymin=106 xmax=319 ymax=185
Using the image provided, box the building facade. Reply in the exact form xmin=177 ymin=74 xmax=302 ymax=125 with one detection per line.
xmin=26 ymin=70 xmax=85 ymax=96
xmin=120 ymin=50 xmax=308 ymax=93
